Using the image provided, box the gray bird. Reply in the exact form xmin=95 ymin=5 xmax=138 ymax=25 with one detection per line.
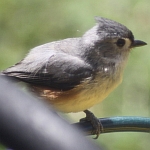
xmin=1 ymin=17 xmax=147 ymax=138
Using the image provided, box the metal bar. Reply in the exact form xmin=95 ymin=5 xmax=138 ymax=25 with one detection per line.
xmin=0 ymin=77 xmax=101 ymax=150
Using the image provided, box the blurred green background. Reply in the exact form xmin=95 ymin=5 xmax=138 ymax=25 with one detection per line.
xmin=0 ymin=0 xmax=150 ymax=149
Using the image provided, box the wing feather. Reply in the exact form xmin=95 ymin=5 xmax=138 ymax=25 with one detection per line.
xmin=2 ymin=52 xmax=93 ymax=91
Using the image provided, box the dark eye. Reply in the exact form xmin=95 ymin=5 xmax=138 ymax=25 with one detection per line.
xmin=116 ymin=39 xmax=125 ymax=47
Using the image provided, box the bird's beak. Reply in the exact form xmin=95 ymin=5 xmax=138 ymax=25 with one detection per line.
xmin=131 ymin=40 xmax=147 ymax=48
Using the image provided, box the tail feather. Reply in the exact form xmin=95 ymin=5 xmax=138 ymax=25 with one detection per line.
xmin=0 ymin=69 xmax=19 ymax=80
xmin=0 ymin=71 xmax=6 ymax=76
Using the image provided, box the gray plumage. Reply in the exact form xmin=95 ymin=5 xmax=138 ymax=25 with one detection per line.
xmin=1 ymin=17 xmax=146 ymax=91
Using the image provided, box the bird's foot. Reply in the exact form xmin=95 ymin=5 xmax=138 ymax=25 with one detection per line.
xmin=80 ymin=110 xmax=103 ymax=139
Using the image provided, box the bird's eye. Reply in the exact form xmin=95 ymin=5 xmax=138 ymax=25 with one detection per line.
xmin=116 ymin=39 xmax=125 ymax=47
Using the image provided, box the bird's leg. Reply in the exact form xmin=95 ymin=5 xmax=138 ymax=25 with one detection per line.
xmin=80 ymin=110 xmax=103 ymax=139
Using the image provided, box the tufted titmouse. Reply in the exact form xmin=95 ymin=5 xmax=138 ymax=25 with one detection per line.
xmin=1 ymin=17 xmax=147 ymax=138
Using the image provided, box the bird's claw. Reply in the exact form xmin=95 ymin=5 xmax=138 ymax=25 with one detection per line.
xmin=80 ymin=110 xmax=103 ymax=139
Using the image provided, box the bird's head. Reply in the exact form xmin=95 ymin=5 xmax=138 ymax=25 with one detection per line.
xmin=80 ymin=17 xmax=147 ymax=67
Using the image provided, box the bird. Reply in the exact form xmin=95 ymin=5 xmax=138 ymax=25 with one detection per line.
xmin=1 ymin=17 xmax=147 ymax=138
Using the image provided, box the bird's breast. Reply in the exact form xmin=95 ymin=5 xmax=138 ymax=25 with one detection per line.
xmin=33 ymin=69 xmax=123 ymax=113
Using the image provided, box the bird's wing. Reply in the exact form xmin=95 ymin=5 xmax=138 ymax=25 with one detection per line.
xmin=2 ymin=51 xmax=93 ymax=91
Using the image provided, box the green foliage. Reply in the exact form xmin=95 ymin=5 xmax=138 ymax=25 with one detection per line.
xmin=0 ymin=0 xmax=150 ymax=149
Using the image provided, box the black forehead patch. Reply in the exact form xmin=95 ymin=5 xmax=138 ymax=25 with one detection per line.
xmin=95 ymin=17 xmax=134 ymax=42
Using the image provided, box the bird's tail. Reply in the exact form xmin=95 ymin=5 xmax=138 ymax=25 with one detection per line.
xmin=0 ymin=70 xmax=5 ymax=76
xmin=0 ymin=69 xmax=19 ymax=82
